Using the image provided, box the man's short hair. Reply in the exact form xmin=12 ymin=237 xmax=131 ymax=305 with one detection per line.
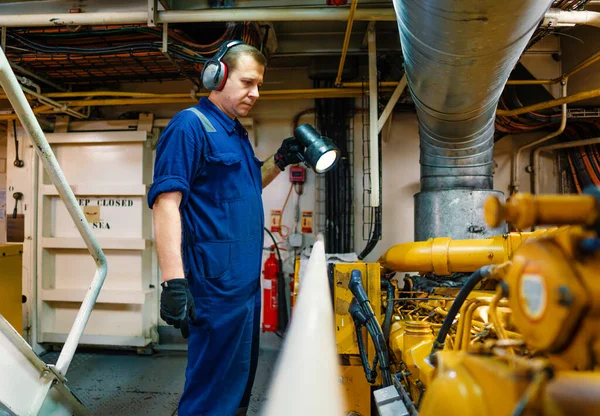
xmin=222 ymin=44 xmax=267 ymax=74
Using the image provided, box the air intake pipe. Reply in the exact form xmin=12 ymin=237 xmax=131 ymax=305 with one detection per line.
xmin=392 ymin=0 xmax=553 ymax=240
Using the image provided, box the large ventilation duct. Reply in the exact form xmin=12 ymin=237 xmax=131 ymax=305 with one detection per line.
xmin=393 ymin=0 xmax=553 ymax=240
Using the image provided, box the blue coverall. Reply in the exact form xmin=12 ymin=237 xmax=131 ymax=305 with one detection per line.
xmin=148 ymin=97 xmax=264 ymax=415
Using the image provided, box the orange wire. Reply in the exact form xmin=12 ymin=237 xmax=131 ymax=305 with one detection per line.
xmin=568 ymin=152 xmax=583 ymax=194
xmin=281 ymin=183 xmax=294 ymax=217
xmin=579 ymin=147 xmax=600 ymax=185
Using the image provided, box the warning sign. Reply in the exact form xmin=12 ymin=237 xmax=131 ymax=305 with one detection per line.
xmin=301 ymin=211 xmax=313 ymax=234
xmin=270 ymin=209 xmax=282 ymax=233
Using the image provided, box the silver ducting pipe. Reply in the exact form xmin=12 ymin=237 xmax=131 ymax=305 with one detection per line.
xmin=393 ymin=0 xmax=553 ymax=240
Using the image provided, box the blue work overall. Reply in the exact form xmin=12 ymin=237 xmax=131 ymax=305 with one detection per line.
xmin=148 ymin=97 xmax=264 ymax=416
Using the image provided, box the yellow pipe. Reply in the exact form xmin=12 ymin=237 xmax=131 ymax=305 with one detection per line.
xmin=0 ymin=104 xmax=52 ymax=120
xmin=335 ymin=0 xmax=359 ymax=87
xmin=505 ymin=79 xmax=554 ymax=85
xmin=342 ymin=81 xmax=398 ymax=88
xmin=46 ymin=91 xmax=190 ymax=98
xmin=561 ymin=50 xmax=600 ymax=82
xmin=485 ymin=193 xmax=599 ymax=230
xmin=496 ymin=88 xmax=600 ymax=117
xmin=461 ymin=300 xmax=487 ymax=350
xmin=455 ymin=299 xmax=479 ymax=351
xmin=4 ymin=87 xmax=394 ymax=109
xmin=379 ymin=233 xmax=530 ymax=275
xmin=0 ymin=85 xmax=397 ymax=100
xmin=505 ymin=50 xmax=600 ymax=86
xmin=454 ymin=301 xmax=472 ymax=351
xmin=489 ymin=287 xmax=509 ymax=342
xmin=0 ymin=87 xmax=396 ymax=117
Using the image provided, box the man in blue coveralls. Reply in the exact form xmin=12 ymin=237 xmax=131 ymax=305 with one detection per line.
xmin=147 ymin=41 xmax=304 ymax=415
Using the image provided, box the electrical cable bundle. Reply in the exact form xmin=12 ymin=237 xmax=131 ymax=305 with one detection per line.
xmin=314 ymin=80 xmax=355 ymax=254
xmin=348 ymin=269 xmax=392 ymax=387
xmin=561 ymin=121 xmax=600 ymax=192
xmin=5 ymin=22 xmax=262 ymax=85
xmin=495 ymin=89 xmax=560 ymax=134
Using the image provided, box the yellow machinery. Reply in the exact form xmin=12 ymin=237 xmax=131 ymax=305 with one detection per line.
xmin=0 ymin=244 xmax=23 ymax=335
xmin=334 ymin=191 xmax=600 ymax=415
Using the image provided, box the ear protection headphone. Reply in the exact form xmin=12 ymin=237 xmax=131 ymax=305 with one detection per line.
xmin=201 ymin=40 xmax=246 ymax=91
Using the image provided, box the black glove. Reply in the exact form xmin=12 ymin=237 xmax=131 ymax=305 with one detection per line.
xmin=274 ymin=137 xmax=306 ymax=171
xmin=160 ymin=278 xmax=196 ymax=339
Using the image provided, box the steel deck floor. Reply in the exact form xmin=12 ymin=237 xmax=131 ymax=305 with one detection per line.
xmin=41 ymin=333 xmax=282 ymax=416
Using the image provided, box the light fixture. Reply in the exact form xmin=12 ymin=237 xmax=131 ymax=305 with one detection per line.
xmin=294 ymin=124 xmax=340 ymax=173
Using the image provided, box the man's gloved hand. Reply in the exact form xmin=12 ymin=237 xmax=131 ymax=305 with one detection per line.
xmin=274 ymin=137 xmax=305 ymax=171
xmin=160 ymin=278 xmax=196 ymax=339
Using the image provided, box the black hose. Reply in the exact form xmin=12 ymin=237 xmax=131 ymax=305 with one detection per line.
xmin=381 ymin=280 xmax=395 ymax=342
xmin=349 ymin=299 xmax=377 ymax=383
xmin=358 ymin=206 xmax=381 ymax=260
xmin=263 ymin=227 xmax=281 ymax=264
xmin=430 ymin=266 xmax=492 ymax=355
xmin=358 ymin=126 xmax=383 ymax=260
xmin=349 ymin=269 xmax=392 ymax=386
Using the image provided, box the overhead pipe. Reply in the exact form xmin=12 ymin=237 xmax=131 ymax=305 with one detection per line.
xmin=543 ymin=8 xmax=600 ymax=29
xmin=393 ymin=0 xmax=553 ymax=240
xmin=0 ymin=86 xmax=394 ymax=100
xmin=334 ymin=0 xmax=359 ymax=87
xmin=10 ymin=62 xmax=67 ymax=92
xmin=498 ymin=88 xmax=600 ymax=117
xmin=0 ymin=86 xmax=397 ymax=120
xmin=0 ymin=8 xmax=396 ymax=27
xmin=20 ymin=85 xmax=87 ymax=119
xmin=508 ymin=50 xmax=600 ymax=194
xmin=510 ymin=83 xmax=567 ymax=195
xmin=507 ymin=50 xmax=600 ymax=86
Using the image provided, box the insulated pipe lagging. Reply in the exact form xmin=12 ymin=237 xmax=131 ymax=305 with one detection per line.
xmin=393 ymin=0 xmax=554 ymax=191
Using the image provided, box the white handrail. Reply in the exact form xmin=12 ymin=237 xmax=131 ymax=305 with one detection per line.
xmin=0 ymin=47 xmax=108 ymax=381
xmin=261 ymin=236 xmax=345 ymax=416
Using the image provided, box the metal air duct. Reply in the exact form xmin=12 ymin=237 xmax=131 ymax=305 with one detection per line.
xmin=393 ymin=0 xmax=553 ymax=240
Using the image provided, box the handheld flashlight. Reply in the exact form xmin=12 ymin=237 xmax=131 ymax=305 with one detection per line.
xmin=294 ymin=124 xmax=340 ymax=173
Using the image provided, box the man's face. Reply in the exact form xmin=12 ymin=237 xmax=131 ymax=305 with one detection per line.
xmin=211 ymin=54 xmax=264 ymax=119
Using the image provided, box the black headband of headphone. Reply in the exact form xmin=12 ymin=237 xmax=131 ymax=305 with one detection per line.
xmin=214 ymin=40 xmax=246 ymax=64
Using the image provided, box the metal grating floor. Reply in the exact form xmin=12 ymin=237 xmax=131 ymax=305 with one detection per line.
xmin=41 ymin=333 xmax=282 ymax=416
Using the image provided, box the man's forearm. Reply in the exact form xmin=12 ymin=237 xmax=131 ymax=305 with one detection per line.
xmin=153 ymin=193 xmax=185 ymax=282
xmin=261 ymin=155 xmax=281 ymax=188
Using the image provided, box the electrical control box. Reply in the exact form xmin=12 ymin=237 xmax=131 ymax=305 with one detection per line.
xmin=289 ymin=165 xmax=306 ymax=183
xmin=288 ymin=233 xmax=303 ymax=248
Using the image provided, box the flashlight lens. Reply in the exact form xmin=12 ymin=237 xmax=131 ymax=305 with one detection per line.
xmin=315 ymin=150 xmax=338 ymax=173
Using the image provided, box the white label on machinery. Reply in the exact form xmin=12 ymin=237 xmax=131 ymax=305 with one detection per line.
xmin=263 ymin=279 xmax=272 ymax=290
xmin=520 ymin=273 xmax=547 ymax=320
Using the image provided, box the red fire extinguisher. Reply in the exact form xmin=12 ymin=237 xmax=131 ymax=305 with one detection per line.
xmin=262 ymin=251 xmax=279 ymax=332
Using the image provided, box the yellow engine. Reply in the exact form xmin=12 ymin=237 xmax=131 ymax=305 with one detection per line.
xmin=334 ymin=190 xmax=600 ymax=416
